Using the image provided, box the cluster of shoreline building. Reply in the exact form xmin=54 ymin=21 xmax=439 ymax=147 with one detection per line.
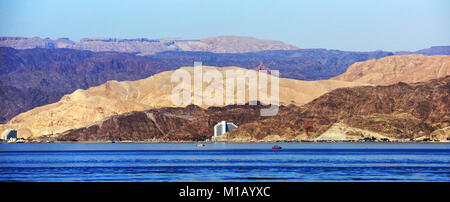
xmin=1 ymin=121 xmax=449 ymax=143
xmin=0 ymin=129 xmax=25 ymax=143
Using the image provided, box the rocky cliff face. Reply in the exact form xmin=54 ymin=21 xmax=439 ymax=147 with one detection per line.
xmin=0 ymin=66 xmax=366 ymax=138
xmin=218 ymin=76 xmax=450 ymax=141
xmin=332 ymin=54 xmax=450 ymax=85
xmin=0 ymin=36 xmax=299 ymax=54
xmin=53 ymin=104 xmax=270 ymax=142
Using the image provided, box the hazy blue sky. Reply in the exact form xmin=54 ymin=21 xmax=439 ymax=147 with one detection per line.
xmin=0 ymin=0 xmax=448 ymax=51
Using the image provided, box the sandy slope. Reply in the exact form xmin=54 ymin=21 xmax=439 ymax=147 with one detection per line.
xmin=332 ymin=54 xmax=450 ymax=85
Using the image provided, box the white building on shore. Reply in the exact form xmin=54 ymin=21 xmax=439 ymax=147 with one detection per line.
xmin=214 ymin=121 xmax=238 ymax=137
xmin=1 ymin=129 xmax=17 ymax=141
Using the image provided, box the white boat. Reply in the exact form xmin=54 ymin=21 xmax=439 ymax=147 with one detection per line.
xmin=196 ymin=143 xmax=206 ymax=147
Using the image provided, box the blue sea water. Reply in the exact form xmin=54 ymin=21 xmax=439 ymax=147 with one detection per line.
xmin=0 ymin=143 xmax=449 ymax=182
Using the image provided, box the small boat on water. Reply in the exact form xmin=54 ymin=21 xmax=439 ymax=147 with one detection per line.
xmin=197 ymin=143 xmax=206 ymax=147
xmin=272 ymin=145 xmax=282 ymax=149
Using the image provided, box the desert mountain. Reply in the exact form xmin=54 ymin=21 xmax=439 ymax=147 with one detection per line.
xmin=0 ymin=36 xmax=299 ymax=54
xmin=0 ymin=66 xmax=366 ymax=138
xmin=332 ymin=54 xmax=450 ymax=85
xmin=0 ymin=47 xmax=392 ymax=123
xmin=49 ymin=76 xmax=450 ymax=142
xmin=218 ymin=76 xmax=450 ymax=141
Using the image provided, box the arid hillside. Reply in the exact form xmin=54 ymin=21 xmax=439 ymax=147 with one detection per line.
xmin=34 ymin=77 xmax=450 ymax=142
xmin=219 ymin=76 xmax=450 ymax=141
xmin=1 ymin=66 xmax=366 ymax=138
xmin=0 ymin=47 xmax=392 ymax=123
xmin=332 ymin=54 xmax=450 ymax=85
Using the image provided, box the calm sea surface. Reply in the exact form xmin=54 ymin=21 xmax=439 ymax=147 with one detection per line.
xmin=0 ymin=143 xmax=449 ymax=182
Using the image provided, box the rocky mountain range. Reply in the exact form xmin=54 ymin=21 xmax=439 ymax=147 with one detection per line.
xmin=0 ymin=47 xmax=392 ymax=123
xmin=50 ymin=76 xmax=450 ymax=142
xmin=1 ymin=35 xmax=448 ymax=141
xmin=0 ymin=36 xmax=299 ymax=54
xmin=5 ymin=55 xmax=449 ymax=140
xmin=1 ymin=66 xmax=366 ymax=138
xmin=0 ymin=47 xmax=177 ymax=123
xmin=2 ymin=36 xmax=448 ymax=56
xmin=150 ymin=49 xmax=394 ymax=80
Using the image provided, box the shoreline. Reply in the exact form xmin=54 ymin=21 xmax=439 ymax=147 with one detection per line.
xmin=2 ymin=140 xmax=449 ymax=144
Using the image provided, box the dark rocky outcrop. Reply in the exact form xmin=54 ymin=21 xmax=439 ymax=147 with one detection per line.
xmin=222 ymin=76 xmax=450 ymax=141
xmin=54 ymin=104 xmax=271 ymax=141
